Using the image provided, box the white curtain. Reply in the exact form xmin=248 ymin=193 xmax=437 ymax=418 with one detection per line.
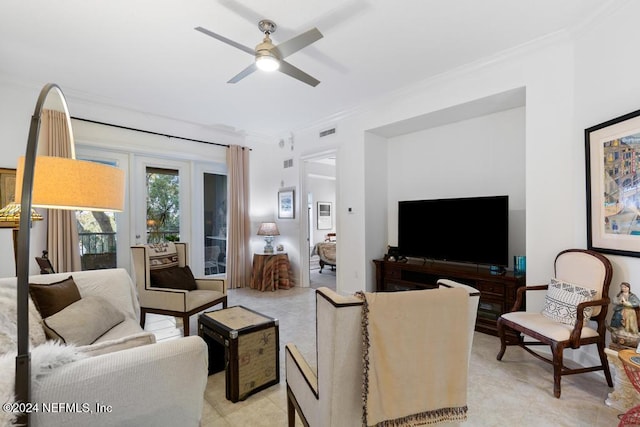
xmin=226 ymin=145 xmax=251 ymax=288
xmin=42 ymin=109 xmax=81 ymax=273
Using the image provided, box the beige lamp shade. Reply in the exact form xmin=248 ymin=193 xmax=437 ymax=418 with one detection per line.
xmin=257 ymin=222 xmax=279 ymax=254
xmin=15 ymin=156 xmax=125 ymax=212
xmin=257 ymin=222 xmax=280 ymax=236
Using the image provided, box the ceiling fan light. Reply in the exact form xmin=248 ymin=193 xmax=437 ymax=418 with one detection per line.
xmin=256 ymin=54 xmax=280 ymax=72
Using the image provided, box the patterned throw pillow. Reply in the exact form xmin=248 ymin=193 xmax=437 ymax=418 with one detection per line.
xmin=541 ymin=278 xmax=597 ymax=326
xmin=147 ymin=242 xmax=178 ymax=270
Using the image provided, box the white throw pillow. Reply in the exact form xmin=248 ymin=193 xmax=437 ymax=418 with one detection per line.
xmin=43 ymin=296 xmax=125 ymax=345
xmin=541 ymin=278 xmax=597 ymax=326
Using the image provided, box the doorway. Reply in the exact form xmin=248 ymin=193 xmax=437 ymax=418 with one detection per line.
xmin=303 ymin=153 xmax=337 ymax=290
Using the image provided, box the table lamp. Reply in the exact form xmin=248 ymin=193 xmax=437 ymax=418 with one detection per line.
xmin=13 ymin=83 xmax=125 ymax=426
xmin=257 ymin=222 xmax=280 ymax=254
xmin=0 ymin=201 xmax=43 ymax=271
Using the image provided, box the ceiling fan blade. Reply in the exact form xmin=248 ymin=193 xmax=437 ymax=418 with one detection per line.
xmin=273 ymin=28 xmax=323 ymax=59
xmin=228 ymin=63 xmax=258 ymax=84
xmin=278 ymin=60 xmax=320 ymax=87
xmin=194 ymin=26 xmax=255 ymax=56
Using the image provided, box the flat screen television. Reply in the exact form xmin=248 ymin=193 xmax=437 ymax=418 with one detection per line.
xmin=398 ymin=195 xmax=509 ymax=267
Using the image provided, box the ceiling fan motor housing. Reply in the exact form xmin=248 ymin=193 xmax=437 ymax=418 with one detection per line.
xmin=258 ymin=19 xmax=277 ymax=35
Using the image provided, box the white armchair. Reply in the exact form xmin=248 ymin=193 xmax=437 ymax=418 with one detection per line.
xmin=131 ymin=242 xmax=227 ymax=336
xmin=285 ymin=282 xmax=479 ymax=426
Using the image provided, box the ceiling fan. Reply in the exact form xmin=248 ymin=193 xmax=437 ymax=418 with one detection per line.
xmin=195 ymin=19 xmax=323 ymax=87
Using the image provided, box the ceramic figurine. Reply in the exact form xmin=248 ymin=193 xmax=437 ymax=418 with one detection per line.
xmin=609 ymin=282 xmax=640 ymax=349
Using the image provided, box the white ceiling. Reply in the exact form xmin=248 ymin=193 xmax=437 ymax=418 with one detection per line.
xmin=0 ymin=0 xmax=612 ymax=139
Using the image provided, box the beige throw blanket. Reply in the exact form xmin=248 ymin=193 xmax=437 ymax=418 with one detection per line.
xmin=357 ymin=287 xmax=469 ymax=426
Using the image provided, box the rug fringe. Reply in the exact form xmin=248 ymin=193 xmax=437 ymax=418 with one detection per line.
xmin=372 ymin=406 xmax=468 ymax=426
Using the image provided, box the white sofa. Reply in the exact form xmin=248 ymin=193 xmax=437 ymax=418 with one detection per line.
xmin=0 ymin=268 xmax=208 ymax=427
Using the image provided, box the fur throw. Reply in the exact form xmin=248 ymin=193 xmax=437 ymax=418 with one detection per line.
xmin=0 ymin=284 xmax=83 ymax=426
xmin=0 ymin=342 xmax=86 ymax=426
xmin=0 ymin=286 xmax=46 ymax=354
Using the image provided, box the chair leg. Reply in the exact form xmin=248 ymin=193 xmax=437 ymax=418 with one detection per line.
xmin=287 ymin=392 xmax=295 ymax=427
xmin=140 ymin=309 xmax=147 ymax=329
xmin=496 ymin=318 xmax=507 ymax=361
xmin=183 ymin=315 xmax=190 ymax=336
xmin=598 ymin=341 xmax=614 ymax=387
xmin=552 ymin=342 xmax=563 ymax=398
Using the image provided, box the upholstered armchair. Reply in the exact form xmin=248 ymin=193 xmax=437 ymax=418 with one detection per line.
xmin=496 ymin=249 xmax=614 ymax=398
xmin=285 ymin=281 xmax=479 ymax=427
xmin=131 ymin=242 xmax=227 ymax=336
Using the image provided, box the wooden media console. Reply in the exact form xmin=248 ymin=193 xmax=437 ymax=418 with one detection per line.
xmin=373 ymin=259 xmax=526 ymax=336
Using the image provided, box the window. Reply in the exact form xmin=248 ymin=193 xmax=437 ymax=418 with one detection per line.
xmin=75 ymin=160 xmax=118 ymax=271
xmin=203 ymin=172 xmax=227 ymax=275
xmin=146 ymin=167 xmax=180 ymax=243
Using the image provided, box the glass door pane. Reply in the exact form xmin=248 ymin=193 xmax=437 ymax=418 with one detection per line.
xmin=146 ymin=167 xmax=180 ymax=243
xmin=76 ymin=159 xmax=118 ymax=270
xmin=204 ymin=172 xmax=227 ymax=275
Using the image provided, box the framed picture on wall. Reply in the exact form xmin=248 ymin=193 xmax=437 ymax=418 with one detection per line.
xmin=317 ymin=202 xmax=332 ymax=230
xmin=0 ymin=168 xmax=16 ymax=228
xmin=278 ymin=188 xmax=295 ymax=219
xmin=586 ymin=108 xmax=640 ymax=257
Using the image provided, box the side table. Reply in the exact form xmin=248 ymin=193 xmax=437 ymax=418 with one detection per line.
xmin=618 ymin=349 xmax=640 ymax=425
xmin=198 ymin=306 xmax=280 ymax=402
xmin=250 ymin=252 xmax=294 ymax=291
xmin=606 ymin=348 xmax=640 ymax=412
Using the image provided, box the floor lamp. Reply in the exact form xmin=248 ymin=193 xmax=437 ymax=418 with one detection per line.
xmin=14 ymin=83 xmax=125 ymax=426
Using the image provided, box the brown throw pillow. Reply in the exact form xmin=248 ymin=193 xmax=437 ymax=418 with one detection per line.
xmin=29 ymin=276 xmax=82 ymax=319
xmin=149 ymin=266 xmax=197 ymax=291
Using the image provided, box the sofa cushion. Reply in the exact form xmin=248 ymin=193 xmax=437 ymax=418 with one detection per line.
xmin=43 ymin=295 xmax=125 ymax=345
xmin=77 ymin=330 xmax=156 ymax=357
xmin=26 ymin=269 xmax=141 ymax=322
xmin=150 ymin=265 xmax=197 ymax=291
xmin=92 ymin=318 xmax=150 ymax=344
xmin=541 ymin=278 xmax=597 ymax=326
xmin=29 ymin=276 xmax=81 ymax=319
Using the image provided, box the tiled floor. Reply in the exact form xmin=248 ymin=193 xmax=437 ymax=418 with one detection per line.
xmin=146 ymin=287 xmax=623 ymax=426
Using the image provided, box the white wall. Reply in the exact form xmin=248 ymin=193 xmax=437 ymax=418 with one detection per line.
xmin=248 ymin=140 xmax=303 ymax=282
xmin=285 ymin=36 xmax=574 ymax=295
xmin=570 ymin=1 xmax=640 ymax=365
xmin=385 ymin=107 xmax=526 ymax=269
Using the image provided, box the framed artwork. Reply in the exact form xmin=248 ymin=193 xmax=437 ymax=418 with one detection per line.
xmin=0 ymin=168 xmax=16 ymax=228
xmin=317 ymin=202 xmax=332 ymax=230
xmin=586 ymin=108 xmax=640 ymax=257
xmin=278 ymin=188 xmax=295 ymax=219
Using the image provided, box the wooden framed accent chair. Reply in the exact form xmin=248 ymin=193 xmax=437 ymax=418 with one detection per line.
xmin=285 ymin=281 xmax=479 ymax=427
xmin=131 ymin=242 xmax=227 ymax=336
xmin=496 ymin=248 xmax=614 ymax=398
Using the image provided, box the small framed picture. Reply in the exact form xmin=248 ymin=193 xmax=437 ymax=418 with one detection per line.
xmin=317 ymin=202 xmax=332 ymax=230
xmin=278 ymin=188 xmax=295 ymax=219
xmin=0 ymin=168 xmax=16 ymax=228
